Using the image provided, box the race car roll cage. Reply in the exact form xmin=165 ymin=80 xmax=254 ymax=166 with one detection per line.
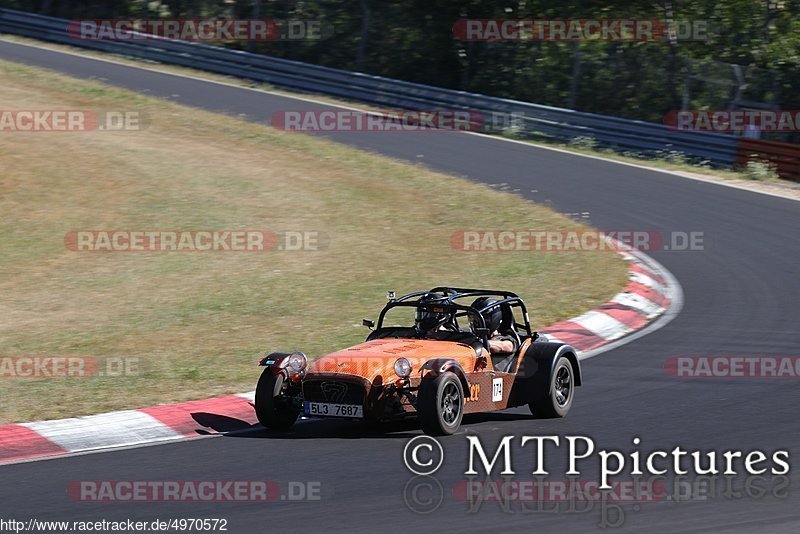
xmin=375 ymin=287 xmax=535 ymax=346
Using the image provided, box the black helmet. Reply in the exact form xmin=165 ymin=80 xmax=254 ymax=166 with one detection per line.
xmin=469 ymin=297 xmax=503 ymax=333
xmin=415 ymin=292 xmax=448 ymax=334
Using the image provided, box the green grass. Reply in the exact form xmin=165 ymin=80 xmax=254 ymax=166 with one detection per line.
xmin=3 ymin=34 xmax=799 ymax=193
xmin=0 ymin=59 xmax=628 ymax=423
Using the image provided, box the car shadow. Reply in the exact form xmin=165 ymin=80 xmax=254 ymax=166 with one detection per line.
xmin=461 ymin=410 xmax=536 ymax=424
xmin=191 ymin=412 xmax=256 ymax=434
xmin=224 ymin=417 xmax=421 ymax=440
xmin=207 ymin=407 xmax=536 ymax=440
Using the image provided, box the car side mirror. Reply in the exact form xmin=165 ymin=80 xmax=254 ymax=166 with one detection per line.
xmin=362 ymin=319 xmax=375 ymax=330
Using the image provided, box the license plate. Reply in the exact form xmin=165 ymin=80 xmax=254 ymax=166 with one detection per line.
xmin=304 ymin=401 xmax=363 ymax=418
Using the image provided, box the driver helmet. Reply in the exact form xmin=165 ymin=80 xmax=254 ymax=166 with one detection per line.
xmin=469 ymin=297 xmax=503 ymax=333
xmin=415 ymin=292 xmax=449 ymax=334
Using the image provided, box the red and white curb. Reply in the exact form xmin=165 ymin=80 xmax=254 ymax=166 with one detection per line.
xmin=541 ymin=249 xmax=675 ymax=353
xmin=0 ymin=393 xmax=258 ymax=464
xmin=0 ymin=248 xmax=677 ymax=466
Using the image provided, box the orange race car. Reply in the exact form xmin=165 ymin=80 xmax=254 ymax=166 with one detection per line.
xmin=254 ymin=288 xmax=582 ymax=435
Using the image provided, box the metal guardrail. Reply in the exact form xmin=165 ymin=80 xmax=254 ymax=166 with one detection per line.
xmin=0 ymin=8 xmax=740 ymax=167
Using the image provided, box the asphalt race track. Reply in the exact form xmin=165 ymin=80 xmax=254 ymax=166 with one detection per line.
xmin=2 ymin=40 xmax=799 ymax=532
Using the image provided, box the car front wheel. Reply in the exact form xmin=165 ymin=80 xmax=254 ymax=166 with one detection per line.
xmin=255 ymin=369 xmax=299 ymax=430
xmin=417 ymin=371 xmax=464 ymax=435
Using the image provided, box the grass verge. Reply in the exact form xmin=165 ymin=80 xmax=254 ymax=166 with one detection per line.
xmin=0 ymin=59 xmax=627 ymax=423
xmin=2 ymin=35 xmax=798 ymax=201
xmin=0 ymin=34 xmax=800 ymax=200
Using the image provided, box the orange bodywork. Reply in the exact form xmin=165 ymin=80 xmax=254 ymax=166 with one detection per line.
xmin=307 ymin=338 xmax=479 ymax=384
xmin=302 ymin=336 xmax=536 ymax=418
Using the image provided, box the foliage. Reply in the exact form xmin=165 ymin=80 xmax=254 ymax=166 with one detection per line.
xmin=5 ymin=0 xmax=799 ymax=140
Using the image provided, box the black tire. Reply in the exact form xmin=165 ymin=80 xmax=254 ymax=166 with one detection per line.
xmin=417 ymin=371 xmax=464 ymax=435
xmin=255 ymin=369 xmax=299 ymax=430
xmin=529 ymin=357 xmax=575 ymax=418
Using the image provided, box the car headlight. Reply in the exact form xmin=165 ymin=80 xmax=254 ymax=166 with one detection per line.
xmin=394 ymin=357 xmax=412 ymax=378
xmin=287 ymin=352 xmax=307 ymax=373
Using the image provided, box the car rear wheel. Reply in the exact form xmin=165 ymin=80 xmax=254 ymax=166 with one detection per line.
xmin=529 ymin=357 xmax=574 ymax=418
xmin=418 ymin=371 xmax=464 ymax=435
xmin=255 ymin=369 xmax=299 ymax=430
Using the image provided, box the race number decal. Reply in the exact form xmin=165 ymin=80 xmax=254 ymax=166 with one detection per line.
xmin=492 ymin=377 xmax=503 ymax=402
